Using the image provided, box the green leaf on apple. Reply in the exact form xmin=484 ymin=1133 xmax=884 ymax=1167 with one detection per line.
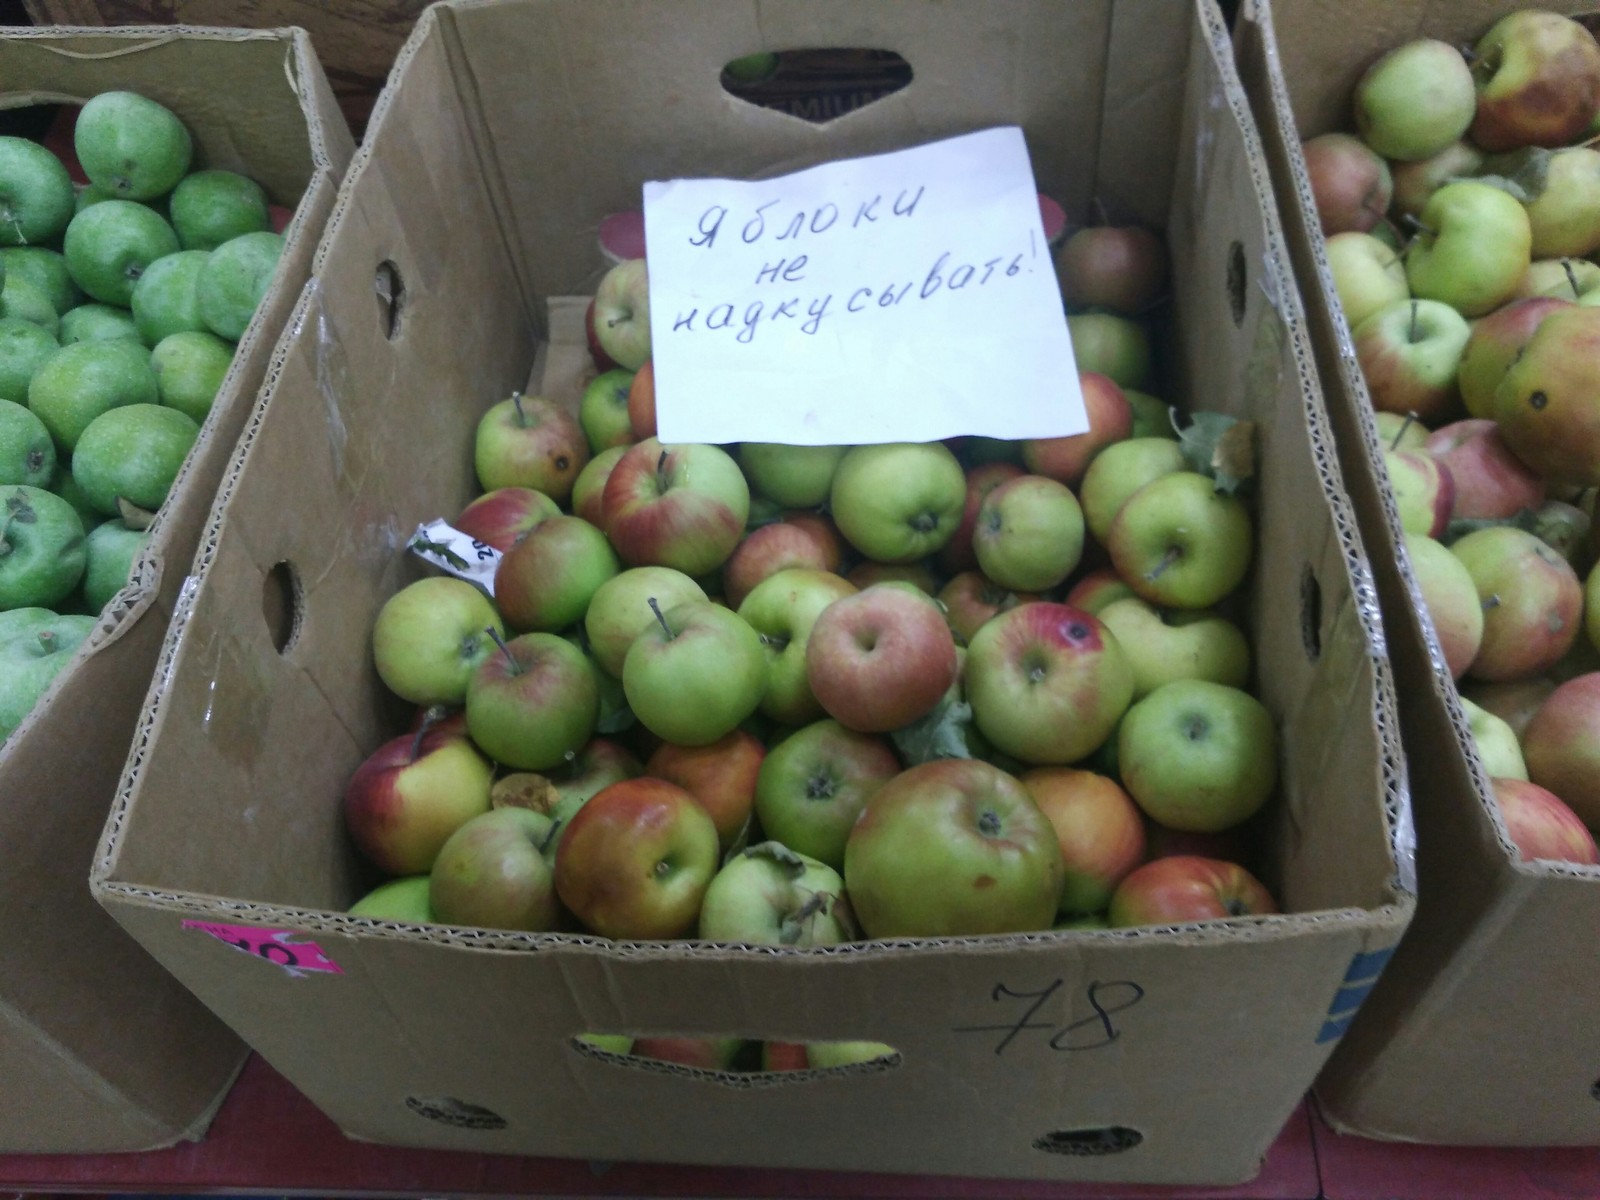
xmin=890 ymin=694 xmax=973 ymax=765
xmin=742 ymin=840 xmax=809 ymax=872
xmin=1176 ymin=411 xmax=1257 ymax=496
xmin=1475 ymin=148 xmax=1552 ymax=205
xmin=1443 ymin=507 xmax=1540 ymax=546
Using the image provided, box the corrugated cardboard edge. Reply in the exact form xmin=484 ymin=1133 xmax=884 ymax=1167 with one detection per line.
xmin=1235 ymin=0 xmax=1600 ymax=1144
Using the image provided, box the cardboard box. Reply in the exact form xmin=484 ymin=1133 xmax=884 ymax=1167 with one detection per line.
xmin=90 ymin=0 xmax=1413 ymax=1183
xmin=1234 ymin=0 xmax=1600 ymax=1146
xmin=0 ymin=26 xmax=353 ymax=1152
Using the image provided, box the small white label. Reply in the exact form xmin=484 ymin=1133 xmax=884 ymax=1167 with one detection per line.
xmin=643 ymin=126 xmax=1086 ymax=446
xmin=408 ymin=520 xmax=500 ymax=596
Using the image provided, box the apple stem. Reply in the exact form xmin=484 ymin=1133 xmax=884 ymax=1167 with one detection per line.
xmin=655 ymin=449 xmax=670 ymax=491
xmin=1400 ymin=213 xmax=1436 ymax=239
xmin=1482 ymin=594 xmax=1502 ymax=612
xmin=35 ymin=630 xmax=55 ymax=654
xmin=1564 ymin=259 xmax=1582 ymax=299
xmin=1408 ymin=300 xmax=1419 ymax=344
xmin=511 ymin=390 xmax=527 ymax=428
xmin=910 ymin=511 xmax=938 ymax=533
xmin=977 ymin=809 xmax=1002 ymax=837
xmin=648 ymin=596 xmax=674 ymax=640
xmin=1145 ymin=545 xmax=1183 ymax=583
xmin=758 ymin=632 xmax=790 ymax=652
xmin=486 ymin=625 xmax=523 ymax=675
xmin=408 ymin=704 xmax=447 ymax=763
xmin=1390 ymin=412 xmax=1417 ymax=451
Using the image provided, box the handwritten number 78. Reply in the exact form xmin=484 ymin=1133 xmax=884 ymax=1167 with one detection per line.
xmin=951 ymin=979 xmax=1146 ymax=1054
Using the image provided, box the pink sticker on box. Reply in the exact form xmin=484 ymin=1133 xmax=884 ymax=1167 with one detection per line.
xmin=183 ymin=920 xmax=344 ymax=977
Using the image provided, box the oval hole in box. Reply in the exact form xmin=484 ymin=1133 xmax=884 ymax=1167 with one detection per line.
xmin=262 ymin=560 xmax=301 ymax=654
xmin=1300 ymin=562 xmax=1323 ymax=663
xmin=404 ymin=1095 xmax=507 ymax=1131
xmin=1033 ymin=1126 xmax=1143 ymax=1156
xmin=721 ymin=48 xmax=912 ymax=124
xmin=570 ymin=1033 xmax=900 ymax=1083
xmin=1227 ymin=239 xmax=1247 ymax=327
xmin=375 ymin=259 xmax=405 ymax=339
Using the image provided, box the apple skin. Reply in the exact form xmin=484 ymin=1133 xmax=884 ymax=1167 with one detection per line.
xmin=1405 ymin=533 xmax=1484 ymax=680
xmin=723 ymin=518 xmax=842 ymax=609
xmin=1390 ymin=140 xmax=1483 ymax=221
xmin=798 ymin=1040 xmax=897 ymax=1069
xmin=844 ymin=758 xmax=1064 ymax=939
xmin=1325 ymin=231 xmax=1409 ymax=332
xmin=1457 ymin=297 xmax=1570 ymax=420
xmin=1459 ymin=696 xmax=1528 ymax=782
xmin=845 ymin=560 xmax=939 ymax=595
xmin=1021 ymin=767 xmax=1146 ymax=916
xmin=627 ymin=359 xmax=656 ymax=441
xmin=1064 ymin=567 xmax=1137 ymax=615
xmin=579 ymin=367 xmax=637 ymax=454
xmin=761 ymin=1041 xmax=812 ymax=1072
xmin=1354 ymin=38 xmax=1476 ymax=161
xmin=465 ymin=631 xmax=599 ymax=771
xmin=1117 ymin=680 xmax=1278 ymax=833
xmin=583 ymin=565 xmax=707 ymax=677
xmin=1373 ymin=411 xmax=1430 ymax=453
xmin=348 ymin=876 xmax=435 ymax=922
xmin=696 ymin=843 xmax=852 ymax=946
xmin=753 ymin=718 xmax=901 ymax=869
xmin=592 ymin=258 xmax=651 ymax=371
xmin=965 ymin=602 xmax=1134 ymax=765
xmin=1301 ymin=133 xmax=1393 ymax=236
xmin=1521 ymin=672 xmax=1600 ymax=831
xmin=647 ymin=729 xmax=765 ymax=852
xmin=571 ymin=444 xmax=627 ymax=527
xmin=1513 ymin=258 xmax=1600 ymax=303
xmin=1107 ymin=855 xmax=1277 ymax=927
xmin=1489 ymin=777 xmax=1599 ymax=866
xmin=1143 ymin=820 xmax=1253 ymax=867
xmin=938 ymin=571 xmax=1039 ymax=644
xmin=1383 ymin=449 xmax=1454 ymax=538
xmin=344 ymin=717 xmax=495 ymax=876
xmin=1461 ymin=677 xmax=1556 ymax=741
xmin=1471 ymin=11 xmax=1600 ymax=153
xmin=473 ymin=391 xmax=590 ymax=504
xmin=1492 ymin=305 xmax=1600 ymax=489
xmin=939 ymin=461 xmax=1024 ymax=574
xmin=739 ymin=442 xmax=846 ymax=508
xmin=623 ymin=599 xmax=768 ymax=746
xmin=602 ymin=438 xmax=750 ymax=577
xmin=1020 ymin=372 xmax=1132 ymax=489
xmin=428 ymin=807 xmax=560 ymax=932
xmin=1106 ymin=472 xmax=1254 ymax=610
xmin=552 ymin=777 xmax=720 ymax=939
xmin=738 ymin=566 xmax=857 ymax=726
xmin=493 ymin=514 xmax=619 ymax=633
xmin=1097 ymin=596 xmax=1250 ymax=698
xmin=1422 ymin=419 xmax=1545 ymax=521
xmin=1079 ymin=436 xmax=1188 ymax=547
xmin=1405 ymin=181 xmax=1532 ymax=318
xmin=805 ymin=584 xmax=958 ymax=733
xmin=629 ymin=1037 xmax=744 ymax=1070
xmin=1525 ymin=148 xmax=1600 ymax=259
xmin=830 ymin=441 xmax=966 ymax=564
xmin=453 ymin=487 xmax=560 ymax=553
xmin=972 ymin=474 xmax=1085 ymax=593
xmin=1352 ymin=298 xmax=1471 ymax=424
xmin=1054 ymin=225 xmax=1168 ymax=314
xmin=371 ymin=577 xmax=504 ymax=707
xmin=1066 ymin=312 xmax=1151 ymax=391
xmin=584 ymin=298 xmax=620 ymax=371
xmin=1452 ymin=526 xmax=1582 ymax=682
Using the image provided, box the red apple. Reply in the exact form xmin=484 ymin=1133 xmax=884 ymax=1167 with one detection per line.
xmin=761 ymin=1041 xmax=811 ymax=1072
xmin=453 ymin=486 xmax=561 ymax=552
xmin=602 ymin=438 xmax=749 ymax=577
xmin=1457 ymin=296 xmax=1570 ymax=420
xmin=1107 ymin=855 xmax=1277 ymax=927
xmin=630 ymin=1037 xmax=744 ymax=1070
xmin=1143 ymin=819 xmax=1252 ymax=866
xmin=473 ymin=391 xmax=590 ymax=504
xmin=628 ymin=359 xmax=657 ymax=440
xmin=1300 ymin=132 xmax=1393 ymax=236
xmin=1054 ymin=226 xmax=1168 ymax=314
xmin=1520 ymin=672 xmax=1600 ymax=831
xmin=1384 ymin=449 xmax=1455 ymax=539
xmin=1423 ymin=419 xmax=1545 ymax=521
xmin=1064 ymin=567 xmax=1137 ymax=615
xmin=1461 ymin=677 xmax=1557 ymax=741
xmin=723 ymin=519 xmax=842 ymax=609
xmin=646 ymin=730 xmax=765 ymax=852
xmin=737 ymin=567 xmax=858 ymax=727
xmin=804 ymin=584 xmax=958 ymax=732
xmin=1489 ymin=776 xmax=1599 ymax=865
xmin=584 ymin=298 xmax=621 ymax=372
xmin=552 ymin=777 xmax=720 ymax=939
xmin=464 ymin=631 xmax=599 ymax=771
xmin=1470 ymin=11 xmax=1600 ymax=153
xmin=1020 ymin=372 xmax=1132 ymax=488
xmin=844 ymin=560 xmax=939 ymax=595
xmin=1353 ymin=299 xmax=1471 ymax=424
xmin=938 ymin=571 xmax=1039 ymax=644
xmin=1453 ymin=527 xmax=1582 ymax=681
xmin=493 ymin=514 xmax=620 ymax=633
xmin=939 ymin=461 xmax=1025 ymax=574
xmin=1021 ymin=767 xmax=1146 ymax=916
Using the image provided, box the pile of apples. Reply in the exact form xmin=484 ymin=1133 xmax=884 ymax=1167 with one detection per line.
xmin=342 ymin=219 xmax=1287 ymax=1060
xmin=0 ymin=91 xmax=287 ymax=742
xmin=1304 ymin=7 xmax=1600 ymax=867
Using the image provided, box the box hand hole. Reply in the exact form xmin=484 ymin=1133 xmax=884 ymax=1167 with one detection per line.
xmin=571 ymin=1033 xmax=900 ymax=1083
xmin=1227 ymin=239 xmax=1247 ymax=327
xmin=1033 ymin=1126 xmax=1143 ymax=1156
xmin=375 ymin=259 xmax=405 ymax=339
xmin=720 ymin=49 xmax=912 ymax=124
xmin=262 ymin=560 xmax=302 ymax=654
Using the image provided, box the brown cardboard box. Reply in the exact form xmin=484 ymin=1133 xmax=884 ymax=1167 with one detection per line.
xmin=0 ymin=27 xmax=353 ymax=1152
xmin=1235 ymin=0 xmax=1600 ymax=1146
xmin=89 ymin=0 xmax=1413 ymax=1183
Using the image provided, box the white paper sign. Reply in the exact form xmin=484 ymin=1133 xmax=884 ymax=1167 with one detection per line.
xmin=643 ymin=127 xmax=1087 ymax=447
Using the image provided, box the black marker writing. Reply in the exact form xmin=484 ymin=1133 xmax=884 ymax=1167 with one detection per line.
xmin=951 ymin=979 xmax=1146 ymax=1056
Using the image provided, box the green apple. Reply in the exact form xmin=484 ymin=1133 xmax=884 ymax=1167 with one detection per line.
xmin=198 ymin=230 xmax=284 ymax=340
xmin=429 ymin=807 xmax=560 ymax=932
xmin=0 ymin=485 xmax=86 ymax=609
xmin=1405 ymin=181 xmax=1531 ymax=318
xmin=1352 ymin=38 xmax=1476 ymax=161
xmin=1372 ymin=411 xmax=1429 ymax=451
xmin=1079 ymin=436 xmax=1187 ymax=544
xmin=27 ymin=339 xmax=159 ymax=452
xmin=0 ymin=611 xmax=96 ymax=742
xmin=1459 ymin=695 xmax=1528 ymax=782
xmin=1390 ymin=140 xmax=1486 ymax=220
xmin=740 ymin=442 xmax=847 ymax=508
xmin=149 ymin=329 xmax=233 ymax=423
xmin=697 ymin=842 xmax=852 ymax=945
xmin=1351 ymin=298 xmax=1471 ymax=424
xmin=475 ymin=391 xmax=591 ymax=504
xmin=0 ymin=248 xmax=80 ymax=315
xmin=46 ymin=463 xmax=97 ymax=531
xmin=0 ymin=319 xmax=58 ymax=406
xmin=1492 ymin=304 xmax=1600 ymax=488
xmin=1405 ymin=532 xmax=1482 ymax=679
xmin=371 ymin=576 xmax=504 ymax=706
xmin=168 ymin=169 xmax=271 ymax=251
xmin=1515 ymin=257 xmax=1600 ymax=302
xmin=753 ymin=718 xmax=901 ymax=870
xmin=737 ymin=567 xmax=857 ymax=726
xmin=465 ymin=632 xmax=599 ymax=772
xmin=1117 ymin=679 xmax=1277 ymax=832
xmin=622 ymin=599 xmax=768 ymax=746
xmin=1106 ymin=471 xmax=1253 ymax=609
xmin=74 ymin=91 xmax=192 ymax=201
xmin=1324 ymin=231 xmax=1409 ymax=331
xmin=58 ymin=303 xmax=142 ymax=346
xmin=583 ymin=565 xmax=707 ymax=677
xmin=1097 ymin=597 xmax=1250 ymax=698
xmin=830 ymin=441 xmax=965 ymax=563
xmin=972 ymin=474 xmax=1083 ymax=592
xmin=1384 ymin=449 xmax=1453 ymax=537
xmin=1066 ymin=311 xmax=1152 ymax=390
xmin=1123 ymin=389 xmax=1177 ymax=440
xmin=578 ymin=367 xmax=636 ymax=454
xmin=0 ymin=274 xmax=59 ymax=337
xmin=1524 ymin=148 xmax=1600 ymax=259
xmin=1452 ymin=525 xmax=1582 ymax=681
xmin=0 ymin=136 xmax=74 ymax=247
xmin=348 ymin=876 xmax=435 ymax=921
xmin=81 ymin=519 xmax=147 ymax=612
xmin=130 ymin=249 xmax=209 ymax=345
xmin=491 ymin=513 xmax=618 ymax=633
xmin=0 ymin=398 xmax=54 ymax=487
xmin=71 ymin=403 xmax=198 ymax=517
xmin=591 ymin=258 xmax=651 ymax=371
xmin=62 ymin=200 xmax=180 ymax=308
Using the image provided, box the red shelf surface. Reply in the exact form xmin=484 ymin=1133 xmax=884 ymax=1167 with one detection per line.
xmin=0 ymin=1055 xmax=1319 ymax=1199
